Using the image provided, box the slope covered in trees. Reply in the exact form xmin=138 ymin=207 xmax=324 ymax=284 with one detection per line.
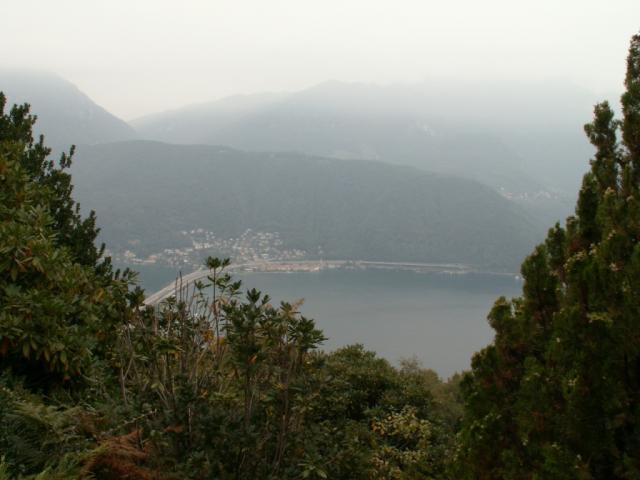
xmin=71 ymin=141 xmax=541 ymax=271
xmin=454 ymin=33 xmax=640 ymax=479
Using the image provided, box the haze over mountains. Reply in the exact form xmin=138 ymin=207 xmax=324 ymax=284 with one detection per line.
xmin=0 ymin=70 xmax=136 ymax=148
xmin=0 ymin=70 xmax=600 ymax=272
xmin=133 ymin=79 xmax=600 ymax=195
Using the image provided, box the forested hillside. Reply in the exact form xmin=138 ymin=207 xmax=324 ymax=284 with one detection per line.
xmin=133 ymin=80 xmax=590 ymax=226
xmin=71 ymin=141 xmax=541 ymax=271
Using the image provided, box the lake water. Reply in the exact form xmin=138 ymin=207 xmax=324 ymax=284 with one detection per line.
xmin=135 ymin=266 xmax=522 ymax=378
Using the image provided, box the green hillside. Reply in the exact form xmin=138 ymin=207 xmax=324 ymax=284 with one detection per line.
xmin=72 ymin=140 xmax=542 ymax=270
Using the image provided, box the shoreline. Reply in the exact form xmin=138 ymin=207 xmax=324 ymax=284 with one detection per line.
xmin=143 ymin=259 xmax=520 ymax=305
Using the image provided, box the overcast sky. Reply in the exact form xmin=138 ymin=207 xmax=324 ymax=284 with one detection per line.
xmin=2 ymin=0 xmax=639 ymax=120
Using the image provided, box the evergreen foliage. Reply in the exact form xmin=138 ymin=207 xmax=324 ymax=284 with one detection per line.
xmin=454 ymin=33 xmax=640 ymax=479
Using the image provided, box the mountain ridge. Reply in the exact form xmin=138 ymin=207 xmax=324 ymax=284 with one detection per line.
xmin=0 ymin=69 xmax=136 ymax=147
xmin=71 ymin=140 xmax=543 ymax=271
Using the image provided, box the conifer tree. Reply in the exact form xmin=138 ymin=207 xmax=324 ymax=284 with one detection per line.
xmin=454 ymin=32 xmax=640 ymax=479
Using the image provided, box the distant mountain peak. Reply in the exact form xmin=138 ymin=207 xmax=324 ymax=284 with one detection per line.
xmin=0 ymin=69 xmax=136 ymax=147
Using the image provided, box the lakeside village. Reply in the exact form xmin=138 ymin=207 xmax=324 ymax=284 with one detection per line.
xmin=104 ymin=228 xmax=507 ymax=277
xmin=105 ymin=228 xmax=316 ymax=271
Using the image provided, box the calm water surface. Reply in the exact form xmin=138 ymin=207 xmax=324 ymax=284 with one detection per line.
xmin=237 ymin=270 xmax=521 ymax=377
xmin=136 ymin=266 xmax=522 ymax=377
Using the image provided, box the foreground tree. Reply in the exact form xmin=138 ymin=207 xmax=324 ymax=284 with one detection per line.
xmin=0 ymin=94 xmax=133 ymax=384
xmin=0 ymin=94 xmax=108 ymax=269
xmin=454 ymin=33 xmax=640 ymax=478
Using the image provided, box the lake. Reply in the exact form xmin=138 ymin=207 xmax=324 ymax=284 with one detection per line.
xmin=135 ymin=265 xmax=522 ymax=378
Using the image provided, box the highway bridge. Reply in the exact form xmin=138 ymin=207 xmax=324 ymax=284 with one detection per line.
xmin=143 ymin=260 xmax=475 ymax=306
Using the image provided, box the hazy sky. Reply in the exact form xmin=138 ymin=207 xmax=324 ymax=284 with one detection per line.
xmin=2 ymin=0 xmax=639 ymax=119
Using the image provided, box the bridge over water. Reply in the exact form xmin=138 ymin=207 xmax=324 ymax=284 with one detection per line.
xmin=143 ymin=260 xmax=475 ymax=306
